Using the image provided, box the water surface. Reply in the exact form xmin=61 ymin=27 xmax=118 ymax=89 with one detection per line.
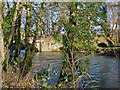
xmin=31 ymin=52 xmax=119 ymax=88
xmin=88 ymin=55 xmax=119 ymax=88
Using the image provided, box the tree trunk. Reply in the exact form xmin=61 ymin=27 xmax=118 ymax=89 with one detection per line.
xmin=67 ymin=3 xmax=77 ymax=58
xmin=4 ymin=0 xmax=20 ymax=55
xmin=14 ymin=5 xmax=23 ymax=61
xmin=0 ymin=1 xmax=5 ymax=88
xmin=0 ymin=10 xmax=5 ymax=89
xmin=118 ymin=2 xmax=120 ymax=43
xmin=22 ymin=2 xmax=32 ymax=76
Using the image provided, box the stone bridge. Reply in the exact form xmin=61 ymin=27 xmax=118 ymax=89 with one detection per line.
xmin=94 ymin=36 xmax=109 ymax=47
xmin=30 ymin=35 xmax=113 ymax=52
xmin=93 ymin=36 xmax=114 ymax=47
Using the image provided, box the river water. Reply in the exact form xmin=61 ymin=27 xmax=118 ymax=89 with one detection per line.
xmin=31 ymin=52 xmax=120 ymax=88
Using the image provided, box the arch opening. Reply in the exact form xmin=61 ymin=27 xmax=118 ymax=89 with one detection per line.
xmin=98 ymin=43 xmax=107 ymax=47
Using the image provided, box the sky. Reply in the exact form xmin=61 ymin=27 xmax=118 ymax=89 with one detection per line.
xmin=1 ymin=1 xmax=119 ymax=35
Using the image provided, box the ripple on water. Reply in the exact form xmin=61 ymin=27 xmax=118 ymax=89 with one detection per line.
xmin=32 ymin=52 xmax=119 ymax=88
xmin=88 ymin=55 xmax=119 ymax=88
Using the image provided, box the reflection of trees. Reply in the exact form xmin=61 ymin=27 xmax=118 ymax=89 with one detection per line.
xmin=99 ymin=62 xmax=109 ymax=88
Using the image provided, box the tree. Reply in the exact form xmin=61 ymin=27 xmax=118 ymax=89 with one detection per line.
xmin=57 ymin=2 xmax=105 ymax=88
xmin=0 ymin=1 xmax=5 ymax=88
xmin=0 ymin=28 xmax=4 ymax=89
xmin=105 ymin=2 xmax=120 ymax=59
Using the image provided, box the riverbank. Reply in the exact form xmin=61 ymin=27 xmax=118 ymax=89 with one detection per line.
xmin=96 ymin=49 xmax=120 ymax=59
xmin=2 ymin=51 xmax=119 ymax=88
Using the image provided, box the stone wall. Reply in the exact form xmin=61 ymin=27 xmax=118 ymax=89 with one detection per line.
xmin=35 ymin=35 xmax=63 ymax=52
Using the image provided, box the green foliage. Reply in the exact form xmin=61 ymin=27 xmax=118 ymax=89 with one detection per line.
xmin=56 ymin=2 xmax=107 ymax=88
xmin=34 ymin=64 xmax=58 ymax=88
xmin=3 ymin=4 xmax=16 ymax=47
xmin=54 ymin=35 xmax=63 ymax=44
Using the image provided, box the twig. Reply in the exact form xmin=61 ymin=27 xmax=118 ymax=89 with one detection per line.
xmin=83 ymin=81 xmax=99 ymax=89
xmin=74 ymin=74 xmax=84 ymax=84
xmin=74 ymin=55 xmax=90 ymax=64
xmin=63 ymin=51 xmax=72 ymax=69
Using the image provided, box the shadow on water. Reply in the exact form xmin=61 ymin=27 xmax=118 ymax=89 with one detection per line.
xmin=31 ymin=52 xmax=119 ymax=88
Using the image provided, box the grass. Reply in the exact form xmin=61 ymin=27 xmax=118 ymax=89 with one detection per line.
xmin=2 ymin=63 xmax=36 ymax=88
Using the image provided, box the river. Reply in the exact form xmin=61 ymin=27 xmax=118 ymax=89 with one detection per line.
xmin=31 ymin=52 xmax=119 ymax=88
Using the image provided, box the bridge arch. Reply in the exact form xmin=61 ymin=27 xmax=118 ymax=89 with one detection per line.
xmin=94 ymin=36 xmax=109 ymax=47
xmin=97 ymin=43 xmax=107 ymax=47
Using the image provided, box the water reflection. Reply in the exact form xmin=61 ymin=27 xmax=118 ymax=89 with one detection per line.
xmin=31 ymin=52 xmax=119 ymax=88
xmin=88 ymin=55 xmax=119 ymax=88
xmin=31 ymin=52 xmax=64 ymax=85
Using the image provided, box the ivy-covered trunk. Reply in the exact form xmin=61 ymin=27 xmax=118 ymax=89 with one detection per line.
xmin=58 ymin=3 xmax=77 ymax=88
xmin=14 ymin=5 xmax=23 ymax=62
xmin=22 ymin=2 xmax=32 ymax=76
xmin=4 ymin=1 xmax=20 ymax=55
